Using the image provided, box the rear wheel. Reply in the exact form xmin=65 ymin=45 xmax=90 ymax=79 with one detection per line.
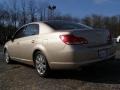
xmin=4 ymin=50 xmax=12 ymax=64
xmin=34 ymin=51 xmax=50 ymax=77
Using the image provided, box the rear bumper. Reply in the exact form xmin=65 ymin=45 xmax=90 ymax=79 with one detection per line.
xmin=49 ymin=45 xmax=116 ymax=70
xmin=50 ymin=54 xmax=115 ymax=70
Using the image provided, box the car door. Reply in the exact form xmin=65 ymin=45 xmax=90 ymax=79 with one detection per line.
xmin=17 ymin=24 xmax=39 ymax=61
xmin=7 ymin=27 xmax=25 ymax=58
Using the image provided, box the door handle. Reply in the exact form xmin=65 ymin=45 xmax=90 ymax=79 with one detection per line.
xmin=32 ymin=40 xmax=35 ymax=43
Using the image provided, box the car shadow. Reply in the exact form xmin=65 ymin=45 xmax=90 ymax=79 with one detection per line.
xmin=47 ymin=58 xmax=120 ymax=84
xmin=7 ymin=57 xmax=120 ymax=84
xmin=8 ymin=60 xmax=35 ymax=69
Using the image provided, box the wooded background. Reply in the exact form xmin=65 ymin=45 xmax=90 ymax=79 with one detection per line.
xmin=0 ymin=0 xmax=120 ymax=45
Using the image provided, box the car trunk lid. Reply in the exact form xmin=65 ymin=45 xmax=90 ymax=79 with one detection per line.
xmin=59 ymin=29 xmax=111 ymax=47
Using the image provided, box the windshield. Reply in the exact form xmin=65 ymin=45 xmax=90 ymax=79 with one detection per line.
xmin=44 ymin=21 xmax=93 ymax=30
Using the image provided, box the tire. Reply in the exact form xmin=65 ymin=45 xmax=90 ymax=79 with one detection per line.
xmin=34 ymin=51 xmax=50 ymax=77
xmin=4 ymin=50 xmax=12 ymax=64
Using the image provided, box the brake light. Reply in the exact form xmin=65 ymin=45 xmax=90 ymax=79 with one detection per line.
xmin=60 ymin=35 xmax=88 ymax=45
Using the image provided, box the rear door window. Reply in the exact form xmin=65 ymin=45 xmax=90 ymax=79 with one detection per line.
xmin=24 ymin=24 xmax=39 ymax=37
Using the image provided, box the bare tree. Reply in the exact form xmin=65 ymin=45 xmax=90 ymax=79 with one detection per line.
xmin=18 ymin=0 xmax=28 ymax=26
xmin=28 ymin=0 xmax=37 ymax=22
xmin=8 ymin=0 xmax=19 ymax=28
xmin=36 ymin=1 xmax=49 ymax=21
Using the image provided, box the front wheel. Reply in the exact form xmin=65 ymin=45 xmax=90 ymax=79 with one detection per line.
xmin=34 ymin=51 xmax=50 ymax=77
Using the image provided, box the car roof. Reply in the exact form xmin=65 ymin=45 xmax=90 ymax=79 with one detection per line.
xmin=22 ymin=20 xmax=77 ymax=26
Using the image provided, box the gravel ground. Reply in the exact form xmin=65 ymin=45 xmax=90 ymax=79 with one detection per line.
xmin=1 ymin=45 xmax=120 ymax=90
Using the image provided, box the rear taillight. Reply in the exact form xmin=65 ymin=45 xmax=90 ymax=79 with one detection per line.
xmin=60 ymin=35 xmax=88 ymax=45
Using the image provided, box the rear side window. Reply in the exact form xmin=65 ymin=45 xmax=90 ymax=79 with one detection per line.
xmin=24 ymin=24 xmax=39 ymax=37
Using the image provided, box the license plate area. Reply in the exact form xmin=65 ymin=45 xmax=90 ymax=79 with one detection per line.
xmin=98 ymin=49 xmax=107 ymax=59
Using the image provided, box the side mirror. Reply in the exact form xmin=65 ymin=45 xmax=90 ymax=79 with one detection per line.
xmin=7 ymin=35 xmax=14 ymax=42
xmin=116 ymin=39 xmax=120 ymax=43
xmin=11 ymin=36 xmax=14 ymax=42
xmin=116 ymin=36 xmax=120 ymax=43
xmin=7 ymin=35 xmax=11 ymax=41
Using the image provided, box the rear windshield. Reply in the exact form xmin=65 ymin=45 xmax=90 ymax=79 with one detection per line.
xmin=44 ymin=21 xmax=92 ymax=30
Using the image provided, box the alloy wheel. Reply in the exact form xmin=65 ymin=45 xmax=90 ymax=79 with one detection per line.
xmin=35 ymin=53 xmax=47 ymax=76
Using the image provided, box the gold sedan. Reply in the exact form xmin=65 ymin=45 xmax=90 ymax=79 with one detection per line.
xmin=4 ymin=21 xmax=116 ymax=77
